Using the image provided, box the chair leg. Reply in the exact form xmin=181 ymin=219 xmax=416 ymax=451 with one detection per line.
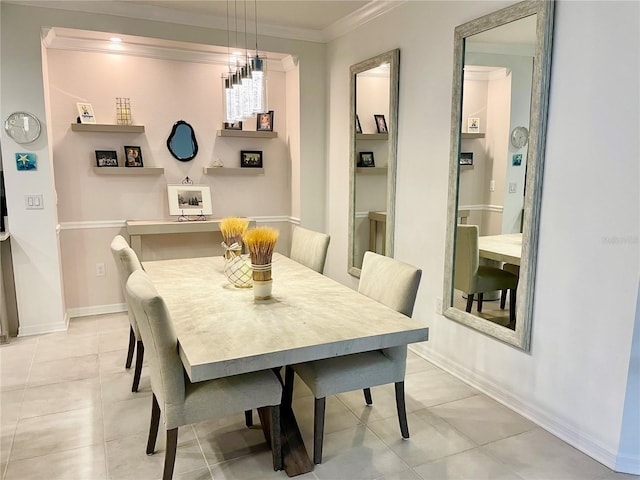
xmin=313 ymin=397 xmax=326 ymax=464
xmin=132 ymin=341 xmax=144 ymax=392
xmin=500 ymin=289 xmax=507 ymax=309
xmin=509 ymin=288 xmax=517 ymax=323
xmin=125 ymin=325 xmax=135 ymax=368
xmin=270 ymin=405 xmax=282 ymax=471
xmin=477 ymin=293 xmax=484 ymax=313
xmin=163 ymin=428 xmax=178 ymax=480
xmin=245 ymin=410 xmax=253 ymax=427
xmin=363 ymin=388 xmax=373 ymax=405
xmin=465 ymin=294 xmax=474 ymax=313
xmin=146 ymin=394 xmax=161 ymax=455
xmin=395 ymin=381 xmax=410 ymax=439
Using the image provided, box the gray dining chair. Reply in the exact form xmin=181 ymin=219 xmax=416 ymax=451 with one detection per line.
xmin=110 ymin=235 xmax=144 ymax=392
xmin=125 ymin=270 xmax=283 ymax=480
xmin=454 ymin=225 xmax=518 ymax=322
xmin=500 ymin=263 xmax=520 ymax=310
xmin=289 ymin=226 xmax=331 ymax=274
xmin=290 ymin=251 xmax=422 ymax=464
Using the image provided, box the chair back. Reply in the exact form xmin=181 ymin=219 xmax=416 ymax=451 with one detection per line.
xmin=358 ymin=251 xmax=422 ymax=317
xmin=453 ymin=225 xmax=479 ymax=293
xmin=110 ymin=235 xmax=143 ymax=330
xmin=290 ymin=226 xmax=330 ymax=274
xmin=126 ymin=270 xmax=185 ymax=407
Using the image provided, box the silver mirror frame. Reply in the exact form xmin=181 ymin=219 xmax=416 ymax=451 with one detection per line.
xmin=348 ymin=49 xmax=400 ymax=277
xmin=442 ymin=1 xmax=554 ymax=351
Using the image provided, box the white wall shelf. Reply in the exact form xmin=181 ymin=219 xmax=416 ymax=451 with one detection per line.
xmin=356 ymin=167 xmax=387 ymax=175
xmin=204 ymin=167 xmax=264 ymax=176
xmin=461 ymin=132 xmax=485 ymax=139
xmin=216 ymin=130 xmax=277 ymax=139
xmin=93 ymin=167 xmax=164 ymax=175
xmin=356 ymin=133 xmax=388 ymax=140
xmin=71 ymin=123 xmax=145 ymax=133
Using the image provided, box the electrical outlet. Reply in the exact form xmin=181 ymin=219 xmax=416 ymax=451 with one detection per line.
xmin=489 ymin=180 xmax=495 ymax=192
xmin=96 ymin=263 xmax=106 ymax=277
xmin=435 ymin=297 xmax=443 ymax=313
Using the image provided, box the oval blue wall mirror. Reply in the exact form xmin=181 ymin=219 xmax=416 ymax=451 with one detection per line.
xmin=167 ymin=120 xmax=198 ymax=161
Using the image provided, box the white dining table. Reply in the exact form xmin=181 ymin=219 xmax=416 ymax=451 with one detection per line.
xmin=478 ymin=233 xmax=522 ymax=266
xmin=141 ymin=253 xmax=429 ymax=475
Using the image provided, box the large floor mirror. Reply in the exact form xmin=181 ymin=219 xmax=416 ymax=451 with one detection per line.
xmin=443 ymin=1 xmax=554 ymax=350
xmin=348 ymin=49 xmax=400 ymax=277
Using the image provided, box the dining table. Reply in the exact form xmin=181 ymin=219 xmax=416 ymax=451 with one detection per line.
xmin=478 ymin=232 xmax=522 ymax=266
xmin=142 ymin=253 xmax=429 ymax=476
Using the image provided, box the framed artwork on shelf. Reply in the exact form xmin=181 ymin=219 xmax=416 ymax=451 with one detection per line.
xmin=459 ymin=152 xmax=474 ymax=166
xmin=240 ymin=150 xmax=263 ymax=168
xmin=468 ymin=117 xmax=480 ymax=133
xmin=355 ymin=115 xmax=362 ymax=134
xmin=357 ymin=151 xmax=375 ymax=167
xmin=95 ymin=150 xmax=118 ymax=167
xmin=224 ymin=121 xmax=243 ymax=130
xmin=124 ymin=146 xmax=143 ymax=167
xmin=167 ymin=184 xmax=213 ymax=216
xmin=374 ymin=114 xmax=388 ymax=134
xmin=76 ymin=102 xmax=96 ymax=124
xmin=256 ymin=111 xmax=274 ymax=131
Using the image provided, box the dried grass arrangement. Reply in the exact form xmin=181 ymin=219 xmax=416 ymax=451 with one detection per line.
xmin=220 ymin=217 xmax=250 ymax=248
xmin=243 ymin=227 xmax=279 ymax=282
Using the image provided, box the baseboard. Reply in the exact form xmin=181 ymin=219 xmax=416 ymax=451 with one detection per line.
xmin=18 ymin=312 xmax=69 ymax=337
xmin=409 ymin=343 xmax=623 ymax=472
xmin=67 ymin=303 xmax=127 ymax=318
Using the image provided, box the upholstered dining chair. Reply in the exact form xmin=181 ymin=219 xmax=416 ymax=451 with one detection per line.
xmin=500 ymin=263 xmax=520 ymax=310
xmin=454 ymin=225 xmax=518 ymax=322
xmin=125 ymin=270 xmax=283 ymax=480
xmin=110 ymin=235 xmax=144 ymax=392
xmin=289 ymin=226 xmax=331 ymax=274
xmin=290 ymin=251 xmax=422 ymax=464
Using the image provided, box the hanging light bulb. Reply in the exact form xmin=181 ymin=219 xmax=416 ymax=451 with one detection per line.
xmin=251 ymin=0 xmax=267 ymax=114
xmin=223 ymin=75 xmax=234 ymax=123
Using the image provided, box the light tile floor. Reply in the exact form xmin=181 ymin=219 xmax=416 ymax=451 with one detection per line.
xmin=0 ymin=312 xmax=636 ymax=480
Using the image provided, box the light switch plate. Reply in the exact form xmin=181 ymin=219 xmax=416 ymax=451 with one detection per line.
xmin=509 ymin=182 xmax=517 ymax=193
xmin=25 ymin=194 xmax=44 ymax=210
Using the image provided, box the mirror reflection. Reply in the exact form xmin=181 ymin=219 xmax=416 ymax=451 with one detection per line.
xmin=167 ymin=120 xmax=198 ymax=161
xmin=349 ymin=49 xmax=399 ymax=277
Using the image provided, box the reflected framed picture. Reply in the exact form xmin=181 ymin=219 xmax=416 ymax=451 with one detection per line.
xmin=167 ymin=184 xmax=213 ymax=216
xmin=224 ymin=121 xmax=243 ymax=130
xmin=468 ymin=117 xmax=480 ymax=133
xmin=256 ymin=111 xmax=274 ymax=131
xmin=358 ymin=151 xmax=375 ymax=167
xmin=459 ymin=152 xmax=474 ymax=166
xmin=95 ymin=150 xmax=118 ymax=167
xmin=355 ymin=115 xmax=362 ymax=134
xmin=374 ymin=114 xmax=387 ymax=133
xmin=240 ymin=150 xmax=263 ymax=168
xmin=124 ymin=146 xmax=143 ymax=167
xmin=76 ymin=102 xmax=96 ymax=124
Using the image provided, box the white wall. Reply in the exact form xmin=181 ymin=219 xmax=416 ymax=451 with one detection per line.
xmin=325 ymin=0 xmax=639 ymax=473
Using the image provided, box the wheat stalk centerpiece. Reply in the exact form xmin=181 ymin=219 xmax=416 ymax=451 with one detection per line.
xmin=243 ymin=227 xmax=279 ymax=282
xmin=220 ymin=217 xmax=250 ymax=248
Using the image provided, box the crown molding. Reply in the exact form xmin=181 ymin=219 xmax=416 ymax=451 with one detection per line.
xmin=323 ymin=1 xmax=407 ymax=41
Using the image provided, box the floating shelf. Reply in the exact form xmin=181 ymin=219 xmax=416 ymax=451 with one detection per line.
xmin=357 ymin=133 xmax=388 ymax=140
xmin=93 ymin=167 xmax=164 ymax=175
xmin=357 ymin=167 xmax=387 ymax=175
xmin=204 ymin=167 xmax=264 ymax=176
xmin=216 ymin=130 xmax=277 ymax=139
xmin=462 ymin=132 xmax=485 ymax=139
xmin=71 ymin=123 xmax=145 ymax=133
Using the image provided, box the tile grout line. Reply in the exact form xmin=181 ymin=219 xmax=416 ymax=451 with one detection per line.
xmin=189 ymin=424 xmax=216 ymax=480
xmin=98 ymin=330 xmax=110 ymax=480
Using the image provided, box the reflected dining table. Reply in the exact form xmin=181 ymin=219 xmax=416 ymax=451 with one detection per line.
xmin=142 ymin=253 xmax=429 ymax=476
xmin=478 ymin=233 xmax=522 ymax=266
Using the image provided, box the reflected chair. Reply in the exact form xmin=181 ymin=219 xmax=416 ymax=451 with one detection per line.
xmin=500 ymin=263 xmax=520 ymax=310
xmin=289 ymin=226 xmax=331 ymax=274
xmin=110 ymin=235 xmax=144 ymax=392
xmin=291 ymin=251 xmax=422 ymax=464
xmin=125 ymin=270 xmax=283 ymax=480
xmin=454 ymin=225 xmax=518 ymax=323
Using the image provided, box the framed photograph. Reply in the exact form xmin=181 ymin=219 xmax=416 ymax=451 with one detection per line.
xmin=167 ymin=184 xmax=213 ymax=216
xmin=459 ymin=152 xmax=474 ymax=166
xmin=123 ymin=146 xmax=143 ymax=167
xmin=355 ymin=115 xmax=362 ymax=134
xmin=224 ymin=121 xmax=243 ymax=130
xmin=76 ymin=102 xmax=96 ymax=124
xmin=256 ymin=111 xmax=274 ymax=132
xmin=240 ymin=150 xmax=263 ymax=168
xmin=468 ymin=117 xmax=480 ymax=132
xmin=95 ymin=150 xmax=118 ymax=167
xmin=357 ymin=151 xmax=375 ymax=167
xmin=374 ymin=114 xmax=388 ymax=134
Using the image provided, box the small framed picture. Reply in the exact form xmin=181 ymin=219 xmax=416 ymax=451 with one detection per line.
xmin=123 ymin=146 xmax=143 ymax=167
xmin=240 ymin=150 xmax=263 ymax=168
xmin=459 ymin=152 xmax=474 ymax=166
xmin=77 ymin=102 xmax=96 ymax=124
xmin=256 ymin=111 xmax=274 ymax=131
xmin=224 ymin=121 xmax=243 ymax=130
xmin=374 ymin=114 xmax=388 ymax=134
xmin=358 ymin=151 xmax=375 ymax=167
xmin=167 ymin=184 xmax=213 ymax=216
xmin=512 ymin=153 xmax=523 ymax=166
xmin=468 ymin=117 xmax=480 ymax=132
xmin=16 ymin=153 xmax=37 ymax=171
xmin=95 ymin=150 xmax=118 ymax=167
xmin=355 ymin=115 xmax=362 ymax=134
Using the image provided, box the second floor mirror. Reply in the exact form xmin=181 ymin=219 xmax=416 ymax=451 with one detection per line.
xmin=443 ymin=1 xmax=554 ymax=351
xmin=348 ymin=49 xmax=400 ymax=277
